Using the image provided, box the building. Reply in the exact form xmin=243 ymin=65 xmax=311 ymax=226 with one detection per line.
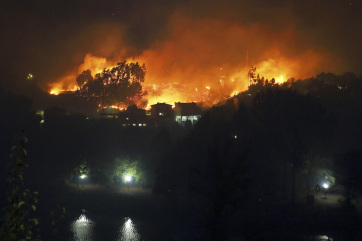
xmin=150 ymin=103 xmax=174 ymax=126
xmin=118 ymin=105 xmax=149 ymax=127
xmin=174 ymin=102 xmax=202 ymax=126
xmin=98 ymin=106 xmax=121 ymax=119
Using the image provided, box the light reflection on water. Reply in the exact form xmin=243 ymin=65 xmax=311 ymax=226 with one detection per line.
xmin=70 ymin=211 xmax=141 ymax=241
xmin=71 ymin=210 xmax=94 ymax=241
xmin=117 ymin=217 xmax=141 ymax=241
xmin=313 ymin=235 xmax=333 ymax=241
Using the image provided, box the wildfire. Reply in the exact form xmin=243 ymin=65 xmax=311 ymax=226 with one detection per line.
xmin=45 ymin=12 xmax=334 ymax=111
xmin=230 ymin=91 xmax=239 ymax=97
xmin=47 ymin=50 xmax=320 ymax=109
xmin=49 ymin=81 xmax=78 ymax=95
xmin=98 ymin=104 xmax=128 ymax=111
xmin=276 ymin=76 xmax=284 ymax=84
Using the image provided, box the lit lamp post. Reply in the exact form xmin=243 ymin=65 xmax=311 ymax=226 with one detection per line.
xmin=125 ymin=175 xmax=132 ymax=191
xmin=80 ymin=174 xmax=87 ymax=188
xmin=322 ymin=182 xmax=329 ymax=199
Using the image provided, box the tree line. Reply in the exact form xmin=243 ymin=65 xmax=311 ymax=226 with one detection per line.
xmin=75 ymin=61 xmax=147 ymax=107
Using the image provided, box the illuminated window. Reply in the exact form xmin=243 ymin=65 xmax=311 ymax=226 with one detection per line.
xmin=159 ymin=112 xmax=164 ymax=116
xmin=133 ymin=123 xmax=136 ymax=126
xmin=143 ymin=124 xmax=146 ymax=126
xmin=176 ymin=116 xmax=181 ymax=122
xmin=182 ymin=116 xmax=187 ymax=121
xmin=139 ymin=124 xmax=142 ymax=126
xmin=122 ymin=124 xmax=126 ymax=127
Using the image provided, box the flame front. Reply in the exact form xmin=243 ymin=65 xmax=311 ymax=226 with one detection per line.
xmin=48 ymin=53 xmax=302 ymax=107
xmin=47 ymin=16 xmax=329 ymax=108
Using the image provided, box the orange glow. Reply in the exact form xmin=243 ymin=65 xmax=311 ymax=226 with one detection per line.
xmin=50 ymin=89 xmax=60 ymax=95
xmin=78 ymin=54 xmax=117 ymax=77
xmin=47 ymin=15 xmax=333 ymax=108
xmin=98 ymin=104 xmax=128 ymax=111
xmin=230 ymin=91 xmax=239 ymax=97
xmin=48 ymin=50 xmax=321 ymax=107
xmin=48 ymin=76 xmax=78 ymax=95
xmin=48 ymin=52 xmax=308 ymax=106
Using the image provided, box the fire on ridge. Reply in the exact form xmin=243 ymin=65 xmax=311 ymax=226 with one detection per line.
xmin=48 ymin=52 xmax=299 ymax=110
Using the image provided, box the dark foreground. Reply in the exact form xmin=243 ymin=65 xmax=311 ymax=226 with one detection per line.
xmin=14 ymin=183 xmax=362 ymax=241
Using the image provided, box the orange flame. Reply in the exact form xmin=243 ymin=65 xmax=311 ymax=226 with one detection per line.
xmin=48 ymin=53 xmax=303 ymax=106
xmin=47 ymin=13 xmax=334 ymax=109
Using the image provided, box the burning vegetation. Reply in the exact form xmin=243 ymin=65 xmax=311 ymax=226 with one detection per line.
xmin=75 ymin=61 xmax=147 ymax=108
xmin=48 ymin=53 xmax=300 ymax=110
xmin=46 ymin=16 xmax=334 ymax=110
xmin=44 ymin=9 xmax=341 ymax=111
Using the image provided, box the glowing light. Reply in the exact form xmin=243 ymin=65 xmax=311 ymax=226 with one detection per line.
xmin=71 ymin=211 xmax=94 ymax=241
xmin=98 ymin=104 xmax=128 ymax=111
xmin=322 ymin=183 xmax=329 ymax=189
xmin=275 ymin=75 xmax=284 ymax=84
xmin=49 ymin=84 xmax=77 ymax=95
xmin=50 ymin=90 xmax=60 ymax=95
xmin=46 ymin=47 xmax=316 ymax=109
xmin=117 ymin=218 xmax=141 ymax=241
xmin=314 ymin=235 xmax=333 ymax=241
xmin=230 ymin=91 xmax=239 ymax=97
xmin=125 ymin=175 xmax=132 ymax=182
xmin=80 ymin=174 xmax=87 ymax=179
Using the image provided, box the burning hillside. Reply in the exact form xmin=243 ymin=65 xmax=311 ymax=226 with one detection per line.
xmin=47 ymin=14 xmax=337 ymax=109
xmin=48 ymin=51 xmax=323 ymax=109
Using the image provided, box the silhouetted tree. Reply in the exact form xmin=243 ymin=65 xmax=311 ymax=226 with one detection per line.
xmin=76 ymin=70 xmax=93 ymax=87
xmin=245 ymin=87 xmax=329 ymax=204
xmin=78 ymin=61 xmax=146 ymax=105
xmin=336 ymin=151 xmax=362 ymax=207
xmin=0 ymin=133 xmax=41 ymax=241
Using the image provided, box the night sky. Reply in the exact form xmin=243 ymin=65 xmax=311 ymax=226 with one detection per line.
xmin=1 ymin=0 xmax=361 ymax=93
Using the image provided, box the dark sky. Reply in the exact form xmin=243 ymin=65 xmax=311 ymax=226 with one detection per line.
xmin=1 ymin=0 xmax=361 ymax=93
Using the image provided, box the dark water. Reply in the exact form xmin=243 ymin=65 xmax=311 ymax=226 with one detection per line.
xmin=65 ymin=208 xmax=336 ymax=241
xmin=0 ymin=184 xmax=349 ymax=241
xmin=66 ymin=209 xmax=335 ymax=241
xmin=57 ymin=187 xmax=196 ymax=241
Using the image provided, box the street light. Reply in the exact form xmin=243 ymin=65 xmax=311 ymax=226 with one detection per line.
xmin=125 ymin=175 xmax=132 ymax=182
xmin=322 ymin=182 xmax=329 ymax=199
xmin=79 ymin=174 xmax=87 ymax=188
xmin=125 ymin=175 xmax=132 ymax=191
